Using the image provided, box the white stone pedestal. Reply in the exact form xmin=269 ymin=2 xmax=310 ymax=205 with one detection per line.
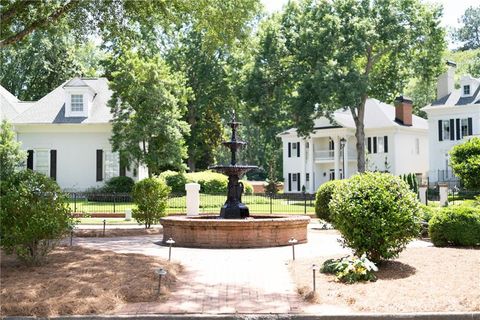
xmin=185 ymin=183 xmax=201 ymax=216
xmin=439 ymin=184 xmax=448 ymax=207
xmin=418 ymin=185 xmax=427 ymax=205
xmin=125 ymin=209 xmax=132 ymax=221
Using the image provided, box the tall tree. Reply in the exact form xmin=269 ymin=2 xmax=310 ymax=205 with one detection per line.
xmin=454 ymin=6 xmax=480 ymax=50
xmin=0 ymin=26 xmax=103 ymax=101
xmin=278 ymin=0 xmax=445 ymax=172
xmin=0 ymin=120 xmax=26 ymax=181
xmin=108 ymin=51 xmax=190 ymax=175
xmin=167 ymin=31 xmax=235 ymax=172
xmin=240 ymin=15 xmax=294 ymax=178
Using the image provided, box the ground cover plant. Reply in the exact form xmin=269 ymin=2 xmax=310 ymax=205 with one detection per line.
xmin=321 ymin=254 xmax=378 ymax=283
xmin=290 ymin=244 xmax=480 ymax=312
xmin=0 ymin=246 xmax=181 ymax=317
xmin=329 ymin=172 xmax=421 ymax=262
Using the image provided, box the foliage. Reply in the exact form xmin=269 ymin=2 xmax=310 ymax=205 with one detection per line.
xmin=454 ymin=6 xmax=480 ymax=50
xmin=0 ymin=26 xmax=103 ymax=101
xmin=158 ymin=171 xmax=188 ymax=193
xmin=132 ymin=178 xmax=170 ymax=228
xmin=0 ymin=170 xmax=73 ymax=265
xmin=329 ymin=172 xmax=421 ymax=262
xmin=254 ymin=0 xmax=445 ymax=173
xmin=0 ymin=120 xmax=26 ymax=181
xmin=429 ymin=206 xmax=480 ymax=247
xmin=449 ymin=137 xmax=480 ymax=190
xmin=401 ymin=173 xmax=419 ymax=194
xmin=108 ymin=51 xmax=190 ymax=175
xmin=315 ymin=180 xmax=345 ymax=222
xmin=444 ymin=49 xmax=480 ymax=79
xmin=265 ymin=157 xmax=280 ymax=194
xmin=321 ymin=254 xmax=378 ymax=284
xmin=419 ymin=204 xmax=439 ymax=223
xmin=102 ymin=176 xmax=135 ymax=193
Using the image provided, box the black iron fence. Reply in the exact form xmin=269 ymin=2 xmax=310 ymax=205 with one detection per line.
xmin=67 ymin=192 xmax=316 ymax=215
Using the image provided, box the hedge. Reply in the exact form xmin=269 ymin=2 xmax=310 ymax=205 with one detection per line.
xmin=429 ymin=206 xmax=480 ymax=247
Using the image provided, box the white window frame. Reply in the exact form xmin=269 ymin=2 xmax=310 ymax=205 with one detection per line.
xmin=377 ymin=136 xmax=384 ymax=154
xmin=34 ymin=149 xmax=50 ymax=177
xmin=442 ymin=120 xmax=451 ymax=141
xmin=292 ymin=174 xmax=297 ymax=182
xmin=71 ymin=94 xmax=84 ymax=112
xmin=463 ymin=85 xmax=470 ymax=95
xmin=461 ymin=118 xmax=469 ymax=138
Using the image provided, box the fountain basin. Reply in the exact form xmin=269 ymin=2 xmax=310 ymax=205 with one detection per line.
xmin=160 ymin=215 xmax=310 ymax=248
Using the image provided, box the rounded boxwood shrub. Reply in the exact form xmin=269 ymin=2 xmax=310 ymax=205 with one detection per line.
xmin=329 ymin=172 xmax=421 ymax=262
xmin=0 ymin=170 xmax=73 ymax=265
xmin=186 ymin=171 xmax=228 ymax=194
xmin=429 ymin=207 xmax=480 ymax=247
xmin=159 ymin=170 xmax=187 ymax=193
xmin=132 ymin=178 xmax=171 ymax=228
xmin=103 ymin=176 xmax=135 ymax=193
xmin=315 ymin=180 xmax=345 ymax=222
xmin=242 ymin=180 xmax=253 ymax=195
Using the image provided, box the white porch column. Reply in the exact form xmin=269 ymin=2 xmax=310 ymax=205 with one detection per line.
xmin=334 ymin=136 xmax=340 ymax=180
xmin=185 ymin=183 xmax=201 ymax=216
xmin=343 ymin=138 xmax=349 ymax=179
xmin=308 ymin=137 xmax=314 ymax=192
xmin=418 ymin=185 xmax=427 ymax=205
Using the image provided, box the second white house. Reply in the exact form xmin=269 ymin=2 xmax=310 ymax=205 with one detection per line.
xmin=278 ymin=97 xmax=429 ymax=193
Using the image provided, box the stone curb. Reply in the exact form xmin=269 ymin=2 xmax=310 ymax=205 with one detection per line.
xmin=6 ymin=312 xmax=480 ymax=320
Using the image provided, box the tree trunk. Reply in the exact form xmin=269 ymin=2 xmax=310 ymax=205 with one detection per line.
xmin=187 ymin=104 xmax=197 ymax=172
xmin=142 ymin=139 xmax=152 ymax=178
xmin=351 ymin=95 xmax=368 ymax=173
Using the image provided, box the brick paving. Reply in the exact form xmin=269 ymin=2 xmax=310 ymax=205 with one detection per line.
xmin=73 ymin=227 xmax=431 ymax=315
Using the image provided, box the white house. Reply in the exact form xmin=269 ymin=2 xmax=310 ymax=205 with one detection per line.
xmin=0 ymin=77 xmax=147 ymax=191
xmin=422 ymin=62 xmax=480 ymax=184
xmin=278 ymin=97 xmax=429 ymax=193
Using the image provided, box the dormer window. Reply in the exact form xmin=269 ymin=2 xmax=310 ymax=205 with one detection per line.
xmin=71 ymin=94 xmax=84 ymax=112
xmin=463 ymin=85 xmax=470 ymax=95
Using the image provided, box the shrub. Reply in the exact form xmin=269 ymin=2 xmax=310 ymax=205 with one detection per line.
xmin=329 ymin=172 xmax=421 ymax=262
xmin=0 ymin=170 xmax=73 ymax=265
xmin=159 ymin=170 xmax=187 ymax=193
xmin=132 ymin=178 xmax=170 ymax=228
xmin=429 ymin=207 xmax=480 ymax=247
xmin=0 ymin=120 xmax=27 ymax=181
xmin=450 ymin=137 xmax=480 ymax=190
xmin=321 ymin=254 xmax=378 ymax=283
xmin=103 ymin=176 xmax=135 ymax=193
xmin=242 ymin=180 xmax=253 ymax=195
xmin=315 ymin=180 xmax=344 ymax=222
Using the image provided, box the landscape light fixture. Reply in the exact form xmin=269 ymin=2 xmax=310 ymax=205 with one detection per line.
xmin=312 ymin=264 xmax=319 ymax=292
xmin=339 ymin=138 xmax=346 ymax=179
xmin=166 ymin=238 xmax=175 ymax=261
xmin=155 ymin=268 xmax=167 ymax=295
xmin=288 ymin=237 xmax=298 ymax=260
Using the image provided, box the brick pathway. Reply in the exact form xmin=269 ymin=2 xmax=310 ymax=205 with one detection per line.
xmin=73 ymin=228 xmax=431 ymax=315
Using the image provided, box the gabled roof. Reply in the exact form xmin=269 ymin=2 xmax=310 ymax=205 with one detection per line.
xmin=430 ymin=75 xmax=480 ymax=107
xmin=5 ymin=78 xmax=112 ymax=124
xmin=279 ymin=98 xmax=428 ymax=137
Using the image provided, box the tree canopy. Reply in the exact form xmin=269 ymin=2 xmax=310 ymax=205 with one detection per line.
xmin=108 ymin=51 xmax=190 ymax=175
xmin=454 ymin=6 xmax=480 ymax=50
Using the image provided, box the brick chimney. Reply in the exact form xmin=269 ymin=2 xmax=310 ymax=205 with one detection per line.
xmin=394 ymin=96 xmax=413 ymax=126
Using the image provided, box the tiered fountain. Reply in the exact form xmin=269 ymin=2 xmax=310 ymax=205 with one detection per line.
xmin=160 ymin=113 xmax=310 ymax=248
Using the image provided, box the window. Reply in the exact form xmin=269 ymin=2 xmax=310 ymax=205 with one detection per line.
xmin=292 ymin=143 xmax=297 ymax=151
xmin=415 ymin=138 xmax=420 ymax=154
xmin=377 ymin=136 xmax=384 ymax=153
xmin=306 ymin=173 xmax=310 ymax=182
xmin=292 ymin=174 xmax=297 ymax=182
xmin=34 ymin=150 xmax=49 ymax=176
xmin=305 ymin=142 xmax=309 ymax=149
xmin=461 ymin=118 xmax=469 ymax=138
xmin=71 ymin=94 xmax=84 ymax=112
xmin=442 ymin=120 xmax=451 ymax=141
xmin=104 ymin=151 xmax=120 ymax=181
xmin=463 ymin=85 xmax=470 ymax=95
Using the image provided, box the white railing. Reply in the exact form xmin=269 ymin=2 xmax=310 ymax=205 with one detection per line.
xmin=314 ymin=149 xmax=357 ymax=161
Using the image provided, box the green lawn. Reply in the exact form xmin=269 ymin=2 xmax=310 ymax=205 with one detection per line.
xmin=69 ymin=194 xmax=314 ymax=215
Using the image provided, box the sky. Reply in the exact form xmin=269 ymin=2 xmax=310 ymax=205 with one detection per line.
xmin=261 ymin=0 xmax=479 ymax=29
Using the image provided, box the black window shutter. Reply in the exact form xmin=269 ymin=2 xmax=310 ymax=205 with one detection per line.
xmin=468 ymin=118 xmax=473 ymax=136
xmin=27 ymin=150 xmax=34 ymax=169
xmin=367 ymin=138 xmax=372 ymax=153
xmin=50 ymin=150 xmax=57 ymax=180
xmin=297 ymin=173 xmax=301 ymax=191
xmin=288 ymin=173 xmax=292 ymax=191
xmin=96 ymin=149 xmax=103 ymax=181
xmin=450 ymin=119 xmax=455 ymax=140
xmin=456 ymin=119 xmax=460 ymax=140
xmin=438 ymin=120 xmax=443 ymax=141
xmin=373 ymin=137 xmax=377 ymax=153
xmin=288 ymin=143 xmax=291 ymax=158
xmin=297 ymin=142 xmax=300 ymax=157
xmin=384 ymin=136 xmax=388 ymax=153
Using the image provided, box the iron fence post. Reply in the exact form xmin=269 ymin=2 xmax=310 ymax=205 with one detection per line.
xmin=303 ymin=191 xmax=307 ymax=215
xmin=113 ymin=192 xmax=116 ymax=213
xmin=270 ymin=194 xmax=273 ymax=214
xmin=74 ymin=192 xmax=77 ymax=212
